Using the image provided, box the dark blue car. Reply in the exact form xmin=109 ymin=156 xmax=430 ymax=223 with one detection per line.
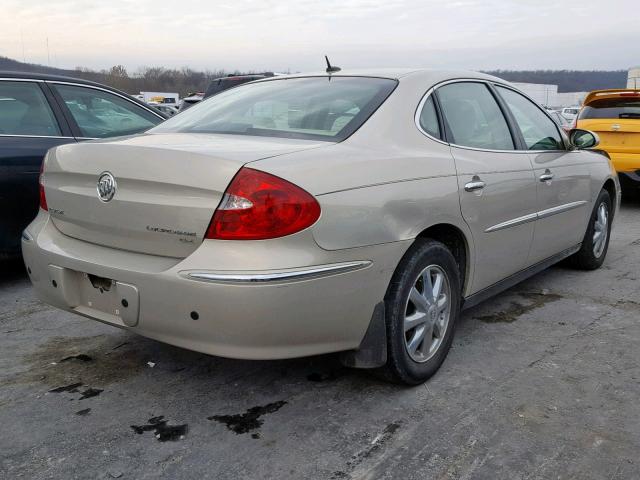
xmin=0 ymin=72 xmax=166 ymax=258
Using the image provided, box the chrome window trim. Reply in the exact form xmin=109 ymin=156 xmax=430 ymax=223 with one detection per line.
xmin=184 ymin=261 xmax=372 ymax=284
xmin=485 ymin=200 xmax=589 ymax=233
xmin=0 ymin=78 xmax=45 ymax=82
xmin=47 ymin=80 xmax=165 ymax=119
xmin=414 ymin=78 xmax=568 ymax=154
xmin=0 ymin=134 xmax=74 ymax=139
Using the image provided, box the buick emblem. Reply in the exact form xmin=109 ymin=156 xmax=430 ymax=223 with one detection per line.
xmin=97 ymin=172 xmax=117 ymax=202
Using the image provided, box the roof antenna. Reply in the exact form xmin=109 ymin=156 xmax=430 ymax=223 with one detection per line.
xmin=325 ymin=55 xmax=341 ymax=74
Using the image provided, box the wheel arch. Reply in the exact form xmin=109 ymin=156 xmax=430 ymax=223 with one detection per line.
xmin=415 ymin=223 xmax=472 ymax=297
xmin=602 ymin=177 xmax=617 ymax=218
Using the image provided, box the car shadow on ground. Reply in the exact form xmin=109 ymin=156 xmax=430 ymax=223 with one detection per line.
xmin=621 ymin=191 xmax=640 ymax=208
xmin=0 ymin=257 xmax=27 ymax=286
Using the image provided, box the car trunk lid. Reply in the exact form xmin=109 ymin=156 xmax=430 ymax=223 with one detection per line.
xmin=44 ymin=133 xmax=326 ymax=258
xmin=578 ymin=119 xmax=640 ymax=154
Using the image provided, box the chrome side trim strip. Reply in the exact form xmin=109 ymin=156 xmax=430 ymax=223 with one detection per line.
xmin=485 ymin=200 xmax=589 ymax=233
xmin=485 ymin=213 xmax=538 ymax=233
xmin=185 ymin=261 xmax=372 ymax=284
xmin=537 ymin=200 xmax=588 ymax=219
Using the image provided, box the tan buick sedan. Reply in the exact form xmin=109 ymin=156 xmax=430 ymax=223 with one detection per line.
xmin=23 ymin=70 xmax=620 ymax=384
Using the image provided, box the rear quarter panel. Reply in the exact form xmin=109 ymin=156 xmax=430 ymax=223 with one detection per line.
xmin=252 ymin=74 xmax=474 ymax=289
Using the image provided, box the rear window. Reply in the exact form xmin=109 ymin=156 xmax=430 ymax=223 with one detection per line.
xmin=151 ymin=77 xmax=398 ymax=142
xmin=579 ymin=98 xmax=640 ymax=120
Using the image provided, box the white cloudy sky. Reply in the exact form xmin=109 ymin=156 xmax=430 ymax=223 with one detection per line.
xmin=1 ymin=0 xmax=637 ymax=72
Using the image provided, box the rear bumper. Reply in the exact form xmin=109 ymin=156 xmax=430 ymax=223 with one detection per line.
xmin=609 ymin=152 xmax=640 ymax=173
xmin=22 ymin=211 xmax=409 ymax=360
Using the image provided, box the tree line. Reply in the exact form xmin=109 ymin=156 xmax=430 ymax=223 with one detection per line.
xmin=0 ymin=56 xmax=628 ymax=95
xmin=0 ymin=56 xmax=245 ymax=96
xmin=485 ymin=69 xmax=628 ymax=93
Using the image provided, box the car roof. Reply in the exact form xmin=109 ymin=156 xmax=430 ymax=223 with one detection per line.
xmin=0 ymin=70 xmax=125 ymax=89
xmin=0 ymin=70 xmax=167 ymax=118
xmin=252 ymin=68 xmax=506 ymax=85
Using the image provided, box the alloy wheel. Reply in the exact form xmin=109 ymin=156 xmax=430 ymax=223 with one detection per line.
xmin=593 ymin=202 xmax=609 ymax=258
xmin=403 ymin=265 xmax=451 ymax=363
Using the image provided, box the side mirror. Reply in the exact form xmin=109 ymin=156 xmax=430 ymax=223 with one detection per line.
xmin=569 ymin=129 xmax=600 ymax=149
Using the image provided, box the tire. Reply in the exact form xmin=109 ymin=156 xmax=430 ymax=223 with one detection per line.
xmin=378 ymin=238 xmax=461 ymax=385
xmin=568 ymin=188 xmax=612 ymax=270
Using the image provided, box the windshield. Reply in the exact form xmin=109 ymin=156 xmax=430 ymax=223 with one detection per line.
xmin=579 ymin=98 xmax=640 ymax=120
xmin=150 ymin=76 xmax=397 ymax=142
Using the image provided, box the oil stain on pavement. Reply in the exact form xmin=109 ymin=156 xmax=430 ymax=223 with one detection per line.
xmin=131 ymin=416 xmax=188 ymax=442
xmin=48 ymin=382 xmax=103 ymax=400
xmin=9 ymin=335 xmax=149 ymax=390
xmin=475 ymin=291 xmax=563 ymax=323
xmin=208 ymin=400 xmax=288 ymax=437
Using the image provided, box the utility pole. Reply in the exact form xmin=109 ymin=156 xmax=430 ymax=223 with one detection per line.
xmin=46 ymin=37 xmax=50 ymax=66
xmin=21 ymin=29 xmax=25 ymax=62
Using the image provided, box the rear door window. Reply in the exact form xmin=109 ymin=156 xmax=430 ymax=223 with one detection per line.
xmin=496 ymin=86 xmax=564 ymax=151
xmin=53 ymin=84 xmax=162 ymax=138
xmin=0 ymin=81 xmax=61 ymax=136
xmin=437 ymin=82 xmax=514 ymax=150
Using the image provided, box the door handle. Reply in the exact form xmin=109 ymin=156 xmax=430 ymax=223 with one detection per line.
xmin=539 ymin=170 xmax=554 ymax=183
xmin=464 ymin=176 xmax=486 ymax=192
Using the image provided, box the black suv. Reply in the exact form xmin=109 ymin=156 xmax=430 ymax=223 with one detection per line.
xmin=0 ymin=71 xmax=166 ymax=257
xmin=203 ymin=73 xmax=275 ymax=99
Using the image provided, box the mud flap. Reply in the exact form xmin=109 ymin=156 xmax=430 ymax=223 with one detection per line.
xmin=339 ymin=302 xmax=387 ymax=369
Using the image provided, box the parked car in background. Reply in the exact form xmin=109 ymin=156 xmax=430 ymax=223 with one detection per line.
xmin=561 ymin=106 xmax=581 ymax=122
xmin=547 ymin=109 xmax=572 ymax=133
xmin=0 ymin=71 xmax=166 ymax=258
xmin=577 ymin=89 xmax=640 ymax=193
xmin=149 ymin=103 xmax=179 ymax=116
xmin=24 ymin=70 xmax=619 ymax=384
xmin=178 ymin=92 xmax=204 ymax=111
xmin=203 ymin=73 xmax=275 ymax=99
xmin=139 ymin=91 xmax=179 ymax=106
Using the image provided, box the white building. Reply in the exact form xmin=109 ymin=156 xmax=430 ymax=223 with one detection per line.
xmin=512 ymin=82 xmax=557 ymax=107
xmin=628 ymin=67 xmax=640 ymax=89
xmin=512 ymin=82 xmax=586 ymax=109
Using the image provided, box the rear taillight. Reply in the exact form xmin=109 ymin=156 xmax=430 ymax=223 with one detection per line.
xmin=206 ymin=167 xmax=320 ymax=240
xmin=39 ymin=161 xmax=47 ymax=211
